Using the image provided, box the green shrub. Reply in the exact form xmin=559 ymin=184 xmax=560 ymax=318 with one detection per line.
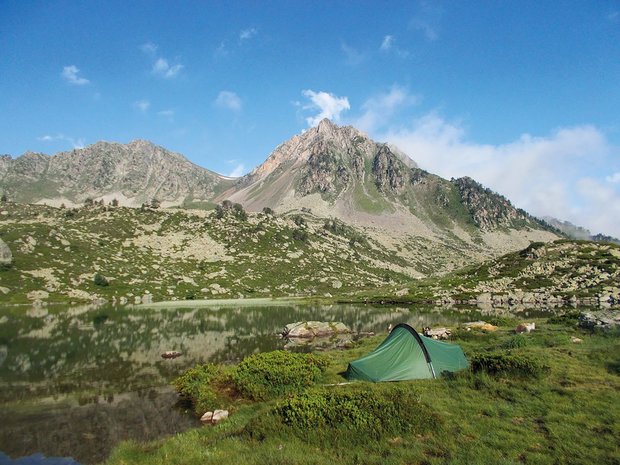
xmin=488 ymin=316 xmax=518 ymax=327
xmin=293 ymin=215 xmax=306 ymax=226
xmin=233 ymin=203 xmax=248 ymax=221
xmin=547 ymin=311 xmax=581 ymax=326
xmin=232 ymin=351 xmax=329 ymax=401
xmin=247 ymin=384 xmax=441 ymax=445
xmin=173 ymin=363 xmax=229 ymax=415
xmin=470 ymin=351 xmax=548 ymax=378
xmin=93 ymin=273 xmax=109 ymax=287
xmin=501 ymin=334 xmax=529 ymax=349
xmin=292 ymin=229 xmax=308 ymax=242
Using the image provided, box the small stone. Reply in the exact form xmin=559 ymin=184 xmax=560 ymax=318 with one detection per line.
xmin=162 ymin=351 xmax=183 ymax=359
xmin=570 ymin=336 xmax=583 ymax=344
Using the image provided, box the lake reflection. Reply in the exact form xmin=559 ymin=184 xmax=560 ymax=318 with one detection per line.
xmin=0 ymin=301 xmax=551 ymax=464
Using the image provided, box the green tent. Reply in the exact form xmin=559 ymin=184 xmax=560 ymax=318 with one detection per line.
xmin=345 ymin=323 xmax=468 ymax=382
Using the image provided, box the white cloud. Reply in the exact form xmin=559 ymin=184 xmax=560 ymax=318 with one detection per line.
xmin=409 ymin=2 xmax=442 ymax=41
xmin=38 ymin=133 xmax=85 ymax=149
xmin=376 ymin=114 xmax=620 ymax=237
xmin=240 ymin=28 xmax=257 ymax=41
xmin=341 ymin=42 xmax=366 ymax=65
xmin=354 ymin=86 xmax=419 ymax=132
xmin=133 ymin=100 xmax=150 ymax=112
xmin=152 ymin=58 xmax=183 ymax=78
xmin=215 ymin=91 xmax=242 ymax=111
xmin=61 ymin=65 xmax=90 ymax=85
xmin=575 ymin=178 xmax=620 ymax=236
xmin=228 ymin=163 xmax=246 ymax=177
xmin=410 ymin=19 xmax=438 ymax=41
xmin=157 ymin=109 xmax=175 ymax=121
xmin=606 ymin=172 xmax=620 ymax=183
xmin=302 ymin=90 xmax=350 ymax=127
xmin=140 ymin=42 xmax=158 ymax=55
xmin=214 ymin=41 xmax=228 ymax=57
xmin=380 ymin=35 xmax=394 ymax=51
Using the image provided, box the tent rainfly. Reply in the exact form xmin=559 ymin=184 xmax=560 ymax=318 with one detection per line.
xmin=345 ymin=323 xmax=468 ymax=382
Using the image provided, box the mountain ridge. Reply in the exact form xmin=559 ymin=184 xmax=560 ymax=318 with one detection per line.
xmin=1 ymin=119 xmax=561 ymax=274
xmin=0 ymin=140 xmax=232 ymax=208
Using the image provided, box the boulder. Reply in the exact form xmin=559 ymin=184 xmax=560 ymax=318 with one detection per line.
xmin=423 ymin=327 xmax=451 ymax=340
xmin=282 ymin=321 xmax=351 ymax=338
xmin=515 ymin=322 xmax=535 ymax=334
xmin=0 ymin=238 xmax=12 ymax=266
xmin=161 ymin=351 xmax=182 ymax=359
xmin=201 ymin=409 xmax=229 ymax=425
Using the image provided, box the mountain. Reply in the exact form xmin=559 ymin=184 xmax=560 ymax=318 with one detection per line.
xmin=0 ymin=140 xmax=232 ymax=207
xmin=543 ymin=216 xmax=620 ymax=245
xmin=220 ymin=119 xmax=559 ymax=271
xmin=1 ymin=120 xmax=560 ymax=274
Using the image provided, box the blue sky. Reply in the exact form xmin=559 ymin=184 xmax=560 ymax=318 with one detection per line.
xmin=1 ymin=1 xmax=619 ymax=236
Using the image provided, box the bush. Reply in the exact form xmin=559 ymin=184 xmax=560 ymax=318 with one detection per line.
xmin=547 ymin=311 xmax=581 ymax=326
xmin=501 ymin=334 xmax=529 ymax=349
xmin=488 ymin=316 xmax=518 ymax=327
xmin=232 ymin=351 xmax=329 ymax=401
xmin=233 ymin=203 xmax=247 ymax=221
xmin=292 ymin=229 xmax=308 ymax=242
xmin=173 ymin=363 xmax=229 ymax=415
xmin=247 ymin=384 xmax=442 ymax=445
xmin=293 ymin=215 xmax=305 ymax=226
xmin=470 ymin=351 xmax=548 ymax=378
xmin=93 ymin=273 xmax=109 ymax=287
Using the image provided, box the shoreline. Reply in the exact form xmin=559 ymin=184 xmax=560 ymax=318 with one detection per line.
xmin=134 ymin=296 xmax=310 ymax=308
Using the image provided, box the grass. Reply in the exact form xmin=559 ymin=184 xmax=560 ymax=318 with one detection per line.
xmin=105 ymin=317 xmax=620 ymax=465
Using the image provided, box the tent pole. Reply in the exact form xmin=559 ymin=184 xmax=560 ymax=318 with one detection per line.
xmin=428 ymin=362 xmax=437 ymax=379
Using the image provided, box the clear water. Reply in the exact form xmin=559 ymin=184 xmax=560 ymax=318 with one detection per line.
xmin=0 ymin=302 xmax=554 ymax=464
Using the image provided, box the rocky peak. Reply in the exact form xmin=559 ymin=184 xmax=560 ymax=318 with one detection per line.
xmin=316 ymin=118 xmax=337 ymax=135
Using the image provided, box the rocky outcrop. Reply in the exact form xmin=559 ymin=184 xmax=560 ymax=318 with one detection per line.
xmin=452 ymin=176 xmax=538 ymax=230
xmin=578 ymin=311 xmax=620 ymax=331
xmin=372 ymin=145 xmax=406 ymax=193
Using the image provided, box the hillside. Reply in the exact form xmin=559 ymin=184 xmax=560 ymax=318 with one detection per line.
xmin=0 ymin=202 xmax=417 ymax=305
xmin=378 ymin=240 xmax=620 ymax=306
xmin=0 ymin=140 xmax=232 ymax=208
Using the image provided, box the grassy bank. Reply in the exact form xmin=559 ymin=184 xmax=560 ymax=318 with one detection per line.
xmin=105 ymin=317 xmax=619 ymax=465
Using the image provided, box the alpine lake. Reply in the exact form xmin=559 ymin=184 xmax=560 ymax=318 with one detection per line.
xmin=0 ymin=301 xmax=562 ymax=464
